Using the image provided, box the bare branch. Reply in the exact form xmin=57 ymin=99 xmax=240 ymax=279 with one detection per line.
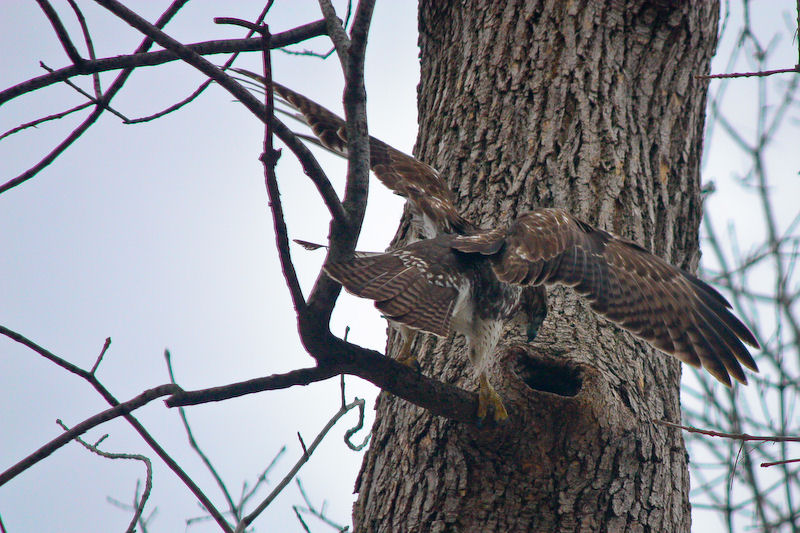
xmin=760 ymin=458 xmax=800 ymax=468
xmin=0 ymin=20 xmax=328 ymax=106
xmin=35 ymin=0 xmax=85 ymax=68
xmin=37 ymin=61 xmax=129 ymax=121
xmin=65 ymin=0 xmax=102 ymax=96
xmin=260 ymin=25 xmax=306 ymax=311
xmin=656 ymin=419 xmax=800 ymax=443
xmin=125 ymin=4 xmax=277 ymax=125
xmin=215 ymin=17 xmax=265 ymax=33
xmin=696 ymin=66 xmax=799 ymax=79
xmin=304 ymin=0 xmax=376 ymax=322
xmin=0 ymin=101 xmax=92 ymax=141
xmin=0 ymin=324 xmax=91 ymax=379
xmin=238 ymin=446 xmax=286 ymax=510
xmin=293 ymin=478 xmax=349 ymax=532
xmin=90 ymin=337 xmax=112 ymax=375
xmin=0 ymin=324 xmax=233 ymax=533
xmin=55 ymin=419 xmax=153 ymax=533
xmin=87 ymin=0 xmax=344 ymax=241
xmin=164 ymin=350 xmax=239 ymax=521
xmin=317 ymin=0 xmax=352 ymax=68
xmin=0 ymin=0 xmax=190 ymax=196
xmin=297 ymin=432 xmax=309 ymax=458
xmin=166 ymin=365 xmax=343 ymax=407
xmin=231 ymin=68 xmax=347 ymax=225
xmin=0 ymin=384 xmax=178 ymax=487
xmin=234 ymin=397 xmax=365 ymax=532
xmin=343 ymin=397 xmax=370 ymax=451
xmin=165 ymin=341 xmax=479 ymax=426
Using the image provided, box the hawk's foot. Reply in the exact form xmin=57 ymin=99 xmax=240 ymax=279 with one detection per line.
xmin=477 ymin=373 xmax=509 ymax=424
xmin=395 ymin=327 xmax=421 ymax=373
xmin=397 ymin=353 xmax=421 ymax=373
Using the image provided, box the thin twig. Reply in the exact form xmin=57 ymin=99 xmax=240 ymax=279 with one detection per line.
xmin=238 ymin=446 xmax=286 ymax=509
xmin=126 ymin=4 xmax=275 ymax=124
xmin=761 ymin=458 xmax=800 ymax=468
xmin=0 ymin=101 xmax=92 ymax=141
xmin=230 ymin=68 xmax=347 ymax=225
xmin=56 ymin=420 xmax=152 ymax=533
xmin=260 ymin=23 xmax=306 ymax=311
xmin=317 ymin=0 xmax=351 ymax=69
xmin=164 ymin=350 xmax=239 ymax=520
xmin=0 ymin=0 xmax=188 ymax=196
xmin=38 ymin=62 xmax=129 ymax=121
xmin=293 ymin=478 xmax=349 ymax=531
xmin=339 ymin=374 xmax=369 ymax=450
xmin=297 ymin=432 xmax=309 ymax=457
xmin=304 ymin=0 xmax=376 ymax=318
xmin=107 ymin=480 xmax=158 ymax=533
xmin=696 ymin=66 xmax=799 ymax=79
xmin=0 ymin=384 xmax=178 ymax=486
xmin=0 ymin=324 xmax=233 ymax=533
xmin=655 ymin=420 xmax=800 ymax=443
xmin=66 ymin=0 xmax=102 ymax=96
xmin=215 ymin=18 xmax=266 ymax=33
xmin=91 ymin=337 xmax=112 ymax=375
xmin=35 ymin=0 xmax=85 ymax=68
xmin=0 ymin=20 xmax=328 ymax=107
xmin=234 ymin=398 xmax=365 ymax=532
xmin=88 ymin=0 xmax=332 ymax=225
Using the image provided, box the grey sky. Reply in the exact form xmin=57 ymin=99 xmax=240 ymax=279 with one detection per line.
xmin=1 ymin=1 xmax=797 ymax=532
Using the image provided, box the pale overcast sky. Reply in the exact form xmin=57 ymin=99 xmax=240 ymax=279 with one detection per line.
xmin=1 ymin=2 xmax=798 ymax=532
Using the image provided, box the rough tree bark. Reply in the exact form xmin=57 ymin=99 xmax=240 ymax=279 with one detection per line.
xmin=353 ymin=1 xmax=719 ymax=531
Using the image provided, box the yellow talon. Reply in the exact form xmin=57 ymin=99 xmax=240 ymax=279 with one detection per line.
xmin=394 ymin=325 xmax=421 ymax=372
xmin=398 ymin=353 xmax=419 ymax=369
xmin=478 ymin=373 xmax=509 ymax=424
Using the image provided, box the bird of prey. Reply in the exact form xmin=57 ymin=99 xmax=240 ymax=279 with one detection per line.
xmin=250 ymin=72 xmax=760 ymax=422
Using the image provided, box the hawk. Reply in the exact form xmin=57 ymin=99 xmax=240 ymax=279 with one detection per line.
xmin=253 ymin=72 xmax=760 ymax=422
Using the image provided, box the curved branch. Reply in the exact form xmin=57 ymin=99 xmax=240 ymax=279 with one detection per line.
xmin=54 ymin=419 xmax=153 ymax=533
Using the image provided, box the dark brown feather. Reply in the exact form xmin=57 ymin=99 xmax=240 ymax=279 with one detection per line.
xmin=454 ymin=208 xmax=760 ymax=385
xmin=267 ymin=79 xmax=473 ymax=236
xmin=324 ymin=237 xmax=462 ymax=338
xmin=254 ymin=77 xmax=760 ymax=387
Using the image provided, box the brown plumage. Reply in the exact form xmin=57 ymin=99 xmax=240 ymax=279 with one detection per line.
xmin=451 ymin=210 xmax=759 ymax=386
xmin=234 ymin=69 xmax=472 ymax=237
xmin=248 ymin=73 xmax=760 ymax=420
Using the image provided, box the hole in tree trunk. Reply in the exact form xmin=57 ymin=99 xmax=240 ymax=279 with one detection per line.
xmin=513 ymin=351 xmax=583 ymax=397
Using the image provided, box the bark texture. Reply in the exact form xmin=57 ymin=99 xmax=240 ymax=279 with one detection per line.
xmin=353 ymin=1 xmax=719 ymax=531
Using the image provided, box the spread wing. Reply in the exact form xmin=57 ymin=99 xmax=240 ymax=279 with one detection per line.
xmin=232 ymin=69 xmax=472 ymax=237
xmin=324 ymin=236 xmax=464 ymax=337
xmin=453 ymin=208 xmax=760 ymax=386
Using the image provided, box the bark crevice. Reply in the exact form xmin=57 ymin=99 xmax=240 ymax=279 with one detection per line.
xmin=510 ymin=346 xmax=584 ymax=397
xmin=353 ymin=1 xmax=717 ymax=531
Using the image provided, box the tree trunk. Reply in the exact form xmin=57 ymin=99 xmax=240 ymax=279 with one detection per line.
xmin=353 ymin=1 xmax=719 ymax=531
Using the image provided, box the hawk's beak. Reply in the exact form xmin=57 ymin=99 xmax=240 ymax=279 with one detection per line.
xmin=522 ymin=285 xmax=548 ymax=342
